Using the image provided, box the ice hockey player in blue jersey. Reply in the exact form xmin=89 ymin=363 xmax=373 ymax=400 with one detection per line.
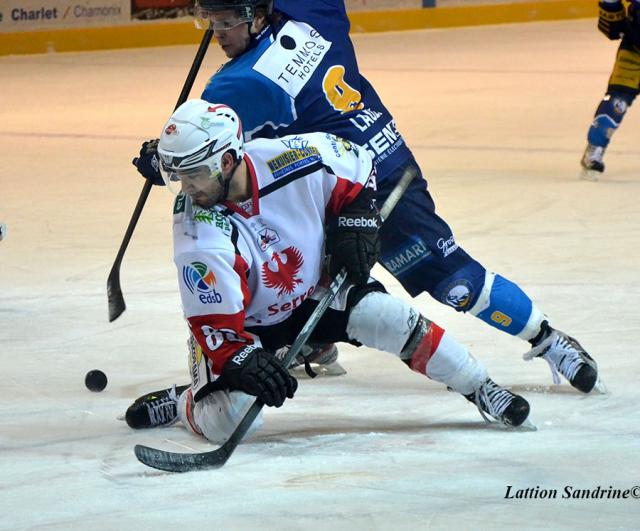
xmin=581 ymin=0 xmax=640 ymax=179
xmin=133 ymin=0 xmax=601 ymax=395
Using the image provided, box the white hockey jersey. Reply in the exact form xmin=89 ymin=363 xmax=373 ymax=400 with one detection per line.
xmin=173 ymin=132 xmax=375 ymax=375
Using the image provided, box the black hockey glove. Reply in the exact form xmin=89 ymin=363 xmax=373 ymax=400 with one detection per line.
xmin=132 ymin=139 xmax=165 ymax=186
xmin=598 ymin=1 xmax=626 ymax=40
xmin=217 ymin=345 xmax=297 ymax=407
xmin=325 ymin=187 xmax=381 ymax=285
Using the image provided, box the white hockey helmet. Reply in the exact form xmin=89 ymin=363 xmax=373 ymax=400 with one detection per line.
xmin=157 ymin=99 xmax=244 ymax=193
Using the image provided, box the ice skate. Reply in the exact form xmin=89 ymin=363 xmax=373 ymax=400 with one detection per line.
xmin=125 ymin=384 xmax=189 ymax=429
xmin=464 ymin=378 xmax=533 ymax=429
xmin=524 ymin=325 xmax=604 ymax=393
xmin=286 ymin=342 xmax=347 ymax=378
xmin=580 ymin=144 xmax=605 ymax=181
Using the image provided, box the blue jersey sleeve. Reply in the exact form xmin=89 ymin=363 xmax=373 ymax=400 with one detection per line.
xmin=273 ymin=0 xmax=350 ymax=33
xmin=201 ymin=44 xmax=296 ymax=140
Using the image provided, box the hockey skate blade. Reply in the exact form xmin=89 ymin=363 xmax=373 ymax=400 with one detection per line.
xmin=516 ymin=418 xmax=538 ymax=432
xmin=288 ymin=361 xmax=347 ymax=379
xmin=593 ymin=377 xmax=608 ymax=395
xmin=579 ymin=169 xmax=600 ymax=182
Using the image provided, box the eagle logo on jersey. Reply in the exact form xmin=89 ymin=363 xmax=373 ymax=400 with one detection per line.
xmin=261 ymin=247 xmax=304 ymax=296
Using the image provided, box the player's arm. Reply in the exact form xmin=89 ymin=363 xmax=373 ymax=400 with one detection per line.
xmin=177 ymin=246 xmax=254 ymax=373
xmin=201 ymin=73 xmax=295 ymax=140
xmin=274 ymin=0 xmax=348 ymax=23
xmin=178 ymin=245 xmax=296 ymax=407
xmin=598 ymin=0 xmax=627 ymax=39
xmin=310 ymin=134 xmax=381 ymax=285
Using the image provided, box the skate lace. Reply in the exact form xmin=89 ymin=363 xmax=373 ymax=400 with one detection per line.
xmin=146 ymin=385 xmax=180 ymax=426
xmin=523 ymin=331 xmax=583 ymax=384
xmin=474 ymin=380 xmax=513 ymax=424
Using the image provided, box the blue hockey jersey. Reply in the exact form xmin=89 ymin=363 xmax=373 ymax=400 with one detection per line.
xmin=201 ymin=0 xmax=413 ymax=180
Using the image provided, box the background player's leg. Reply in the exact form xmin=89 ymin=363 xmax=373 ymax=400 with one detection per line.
xmin=377 ymin=160 xmax=600 ymax=392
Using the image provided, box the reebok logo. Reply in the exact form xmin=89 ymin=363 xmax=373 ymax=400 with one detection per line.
xmin=231 ymin=345 xmax=259 ymax=365
xmin=338 ymin=216 xmax=379 ymax=229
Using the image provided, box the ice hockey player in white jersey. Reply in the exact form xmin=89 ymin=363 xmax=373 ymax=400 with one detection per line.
xmin=125 ymin=99 xmax=533 ymax=443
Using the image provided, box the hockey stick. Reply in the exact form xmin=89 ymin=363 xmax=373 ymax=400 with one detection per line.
xmin=107 ymin=29 xmax=214 ymax=322
xmin=134 ymin=166 xmax=418 ymax=472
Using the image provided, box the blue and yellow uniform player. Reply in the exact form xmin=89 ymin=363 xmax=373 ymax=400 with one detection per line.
xmin=581 ymin=0 xmax=640 ymax=179
xmin=135 ymin=0 xmax=600 ymax=394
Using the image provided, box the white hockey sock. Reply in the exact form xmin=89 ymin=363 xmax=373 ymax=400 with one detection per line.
xmin=178 ymin=386 xmax=262 ymax=444
xmin=424 ymin=332 xmax=487 ymax=395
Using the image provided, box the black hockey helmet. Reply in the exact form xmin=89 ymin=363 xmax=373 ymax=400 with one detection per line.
xmin=194 ymin=0 xmax=273 ymax=29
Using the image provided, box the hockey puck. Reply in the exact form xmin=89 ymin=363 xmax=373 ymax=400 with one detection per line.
xmin=85 ymin=370 xmax=107 ymax=392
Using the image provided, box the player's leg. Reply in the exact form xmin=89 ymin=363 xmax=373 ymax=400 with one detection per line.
xmin=377 ymin=160 xmax=600 ymax=393
xmin=125 ymin=336 xmax=264 ymax=443
xmin=581 ymin=40 xmax=640 ymax=179
xmin=343 ymin=284 xmax=530 ymax=427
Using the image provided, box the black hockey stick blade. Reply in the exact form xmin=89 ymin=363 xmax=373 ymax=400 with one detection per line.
xmin=107 ymin=265 xmax=126 ymax=322
xmin=134 ymin=400 xmax=263 ymax=472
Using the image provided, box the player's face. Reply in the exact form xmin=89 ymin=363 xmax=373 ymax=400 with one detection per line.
xmin=211 ymin=10 xmax=251 ymax=58
xmin=179 ymin=166 xmax=222 ymax=208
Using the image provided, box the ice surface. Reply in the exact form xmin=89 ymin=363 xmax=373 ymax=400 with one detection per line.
xmin=1 ymin=19 xmax=639 ymax=530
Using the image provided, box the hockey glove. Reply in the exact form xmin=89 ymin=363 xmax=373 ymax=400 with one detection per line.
xmin=325 ymin=187 xmax=381 ymax=285
xmin=217 ymin=345 xmax=297 ymax=407
xmin=132 ymin=139 xmax=165 ymax=186
xmin=598 ymin=1 xmax=626 ymax=40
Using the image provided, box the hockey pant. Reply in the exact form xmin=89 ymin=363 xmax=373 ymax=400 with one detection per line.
xmin=177 ymin=280 xmax=490 ymax=444
xmin=377 ymin=159 xmax=545 ymax=340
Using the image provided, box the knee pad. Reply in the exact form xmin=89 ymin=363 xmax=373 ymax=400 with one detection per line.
xmin=346 ymin=291 xmax=418 ymax=354
xmin=469 ymin=272 xmax=545 ymax=339
xmin=588 ymin=92 xmax=634 ymax=147
xmin=180 ymin=387 xmax=263 ymax=444
xmin=432 ymin=262 xmax=487 ymax=312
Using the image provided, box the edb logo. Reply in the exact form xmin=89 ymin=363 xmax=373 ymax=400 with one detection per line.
xmin=183 ymin=261 xmax=223 ymax=304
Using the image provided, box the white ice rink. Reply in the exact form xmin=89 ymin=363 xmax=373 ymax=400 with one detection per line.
xmin=1 ymin=18 xmax=639 ymax=530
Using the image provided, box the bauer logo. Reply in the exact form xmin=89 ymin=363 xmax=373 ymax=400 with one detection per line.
xmin=182 ymin=262 xmax=223 ymax=305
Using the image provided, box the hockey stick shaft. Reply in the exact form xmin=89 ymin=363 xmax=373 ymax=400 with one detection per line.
xmin=134 ymin=165 xmax=418 ymax=472
xmin=107 ymin=29 xmax=214 ymax=323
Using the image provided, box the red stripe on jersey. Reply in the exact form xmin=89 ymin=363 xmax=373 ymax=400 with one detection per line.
xmin=222 ymin=154 xmax=260 ymax=218
xmin=235 ymin=253 xmax=251 ymax=308
xmin=326 ymin=176 xmax=364 ymax=215
xmin=409 ymin=323 xmax=445 ymax=375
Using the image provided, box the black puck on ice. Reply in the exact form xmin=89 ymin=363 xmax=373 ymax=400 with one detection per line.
xmin=85 ymin=370 xmax=108 ymax=392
